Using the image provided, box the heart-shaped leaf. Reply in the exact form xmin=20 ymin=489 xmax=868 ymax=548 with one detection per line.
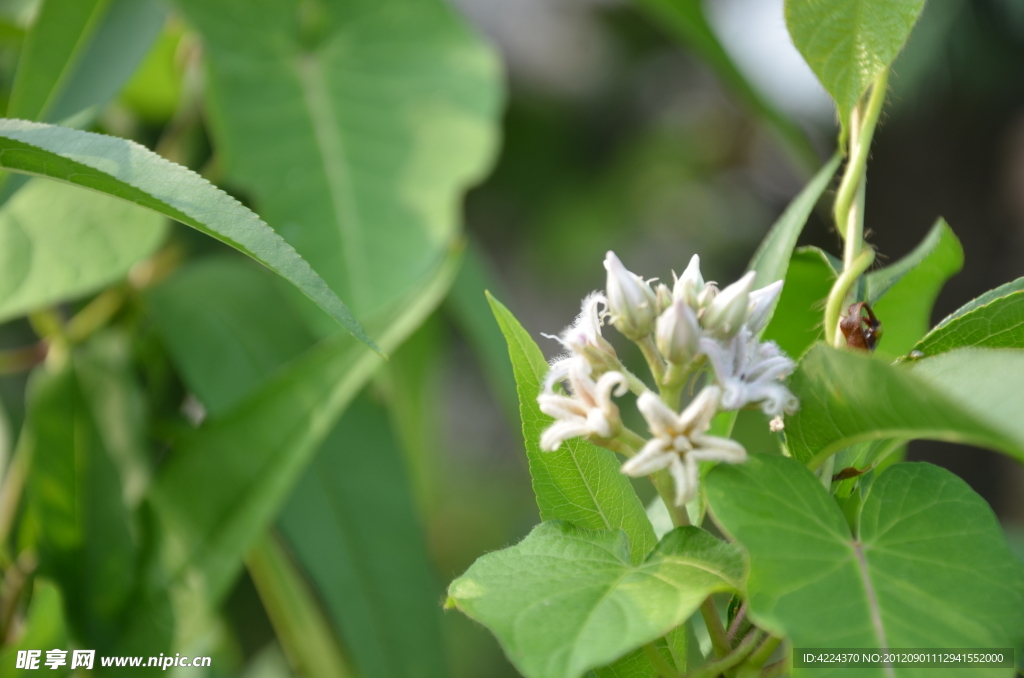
xmin=706 ymin=455 xmax=1024 ymax=667
xmin=447 ymin=521 xmax=743 ymax=678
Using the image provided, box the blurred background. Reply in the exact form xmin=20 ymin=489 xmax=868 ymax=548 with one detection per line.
xmin=1 ymin=0 xmax=1023 ymax=675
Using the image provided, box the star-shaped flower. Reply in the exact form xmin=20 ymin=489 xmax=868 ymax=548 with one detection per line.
xmin=621 ymin=386 xmax=746 ymax=505
xmin=538 ymin=358 xmax=628 ymax=451
xmin=700 ymin=327 xmax=797 ymax=416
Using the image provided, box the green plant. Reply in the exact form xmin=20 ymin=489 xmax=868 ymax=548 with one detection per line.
xmin=446 ymin=2 xmax=1024 ymax=677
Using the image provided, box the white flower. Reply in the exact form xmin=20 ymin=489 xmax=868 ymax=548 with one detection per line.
xmin=604 ymin=251 xmax=658 ymax=339
xmin=655 ymin=298 xmax=700 ymax=365
xmin=543 ymin=292 xmax=618 ymax=373
xmin=746 ymin=280 xmax=783 ymax=333
xmin=673 ymin=254 xmax=705 ymax=308
xmin=703 ymin=271 xmax=755 ymax=338
xmin=621 ymin=387 xmax=746 ymax=505
xmin=700 ymin=327 xmax=798 ymax=417
xmin=538 ymin=358 xmax=628 ymax=451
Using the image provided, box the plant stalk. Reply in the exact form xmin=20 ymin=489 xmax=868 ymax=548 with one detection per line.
xmin=824 ymin=248 xmax=875 ymax=346
xmin=700 ymin=598 xmax=731 ymax=658
xmin=682 ymin=628 xmax=762 ymax=678
xmin=644 ymin=642 xmax=680 ymax=678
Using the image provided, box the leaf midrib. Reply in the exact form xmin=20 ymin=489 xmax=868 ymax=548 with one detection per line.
xmin=294 ymin=50 xmax=368 ymax=310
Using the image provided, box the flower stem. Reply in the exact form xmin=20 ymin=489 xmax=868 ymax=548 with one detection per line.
xmin=651 ymin=470 xmax=690 ymax=527
xmin=637 ymin=335 xmax=667 ymax=389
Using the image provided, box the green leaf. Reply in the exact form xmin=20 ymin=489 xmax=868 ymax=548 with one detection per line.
xmin=447 ymin=522 xmax=743 ymax=678
xmin=913 ymin=278 xmax=1024 ymax=356
xmin=8 ymin=0 xmax=166 ymax=124
xmin=246 ymin=534 xmax=354 ymax=678
xmin=785 ymin=0 xmax=926 ymax=123
xmin=175 ymin=0 xmax=503 ymax=319
xmin=785 ymin=344 xmax=1024 ymax=468
xmin=0 ymin=119 xmax=377 ymax=351
xmin=145 ymin=257 xmax=320 ymax=417
xmin=630 ymin=0 xmax=817 ymax=169
xmin=867 ymin=218 xmax=963 ymax=356
xmin=278 ymin=394 xmax=448 ymax=678
xmin=909 ymin=348 xmax=1024 ymax=457
xmin=486 ymin=293 xmax=657 ymax=564
xmin=0 ymin=579 xmax=69 ymax=678
xmin=149 ymin=249 xmax=460 ymax=600
xmin=706 ymin=456 xmax=1024 ymax=664
xmin=0 ymin=178 xmax=165 ymax=323
xmin=761 ymin=247 xmax=835 ymax=358
xmin=23 ymin=356 xmax=169 ymax=656
xmin=748 ymin=153 xmax=840 ymax=290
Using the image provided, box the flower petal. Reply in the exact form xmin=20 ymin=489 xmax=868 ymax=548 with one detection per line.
xmin=636 ymin=391 xmax=679 ymax=438
xmin=621 ymin=438 xmax=673 ymax=476
xmin=540 ymin=420 xmax=591 ymax=451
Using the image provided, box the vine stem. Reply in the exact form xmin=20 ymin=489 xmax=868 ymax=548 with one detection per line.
xmin=823 ymin=248 xmax=875 ymax=346
xmin=824 ymin=68 xmax=889 ymax=347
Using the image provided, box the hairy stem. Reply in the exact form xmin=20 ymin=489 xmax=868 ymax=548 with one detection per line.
xmin=651 ymin=471 xmax=690 ymax=527
xmin=833 ymin=69 xmax=889 ymax=248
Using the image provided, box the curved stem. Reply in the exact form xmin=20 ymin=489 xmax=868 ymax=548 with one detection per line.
xmin=823 ymin=248 xmax=875 ymax=346
xmin=833 ymin=69 xmax=889 ymax=245
xmin=737 ymin=635 xmax=783 ymax=677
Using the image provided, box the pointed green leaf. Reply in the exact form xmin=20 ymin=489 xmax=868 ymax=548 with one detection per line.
xmin=761 ymin=246 xmax=836 ymax=358
xmin=0 ymin=178 xmax=165 ymax=323
xmin=868 ymin=218 xmax=963 ymax=356
xmin=278 ymin=395 xmax=448 ymax=678
xmin=785 ymin=344 xmax=1024 ymax=468
xmin=23 ymin=355 xmax=169 ymax=656
xmin=175 ymin=0 xmax=502 ymax=319
xmin=150 ymin=250 xmax=460 ymax=600
xmin=0 ymin=119 xmax=377 ymax=351
xmin=448 ymin=522 xmax=743 ymax=678
xmin=748 ymin=153 xmax=840 ymax=290
xmin=913 ymin=278 xmax=1024 ymax=356
xmin=486 ymin=293 xmax=656 ymax=564
xmin=706 ymin=456 xmax=1024 ymax=664
xmin=785 ymin=0 xmax=926 ymax=123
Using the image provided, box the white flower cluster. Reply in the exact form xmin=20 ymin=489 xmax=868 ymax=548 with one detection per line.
xmin=538 ymin=251 xmax=798 ymax=505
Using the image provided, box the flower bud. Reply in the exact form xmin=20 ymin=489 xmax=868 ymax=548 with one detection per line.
xmin=703 ymin=271 xmax=755 ymax=337
xmin=604 ymin=251 xmax=658 ymax=340
xmin=673 ymin=254 xmax=704 ymax=308
xmin=656 ymin=299 xmax=701 ymax=364
xmin=746 ymin=280 xmax=783 ymax=333
xmin=654 ymin=283 xmax=673 ymax=315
